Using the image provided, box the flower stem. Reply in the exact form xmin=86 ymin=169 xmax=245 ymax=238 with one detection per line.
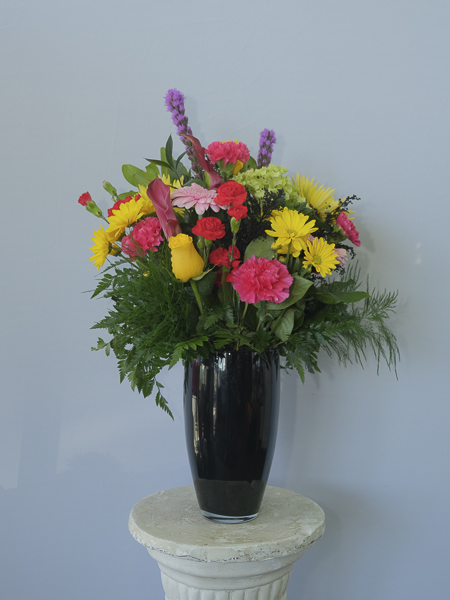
xmin=190 ymin=279 xmax=203 ymax=315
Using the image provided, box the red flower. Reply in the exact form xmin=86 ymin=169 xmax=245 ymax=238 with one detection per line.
xmin=209 ymin=246 xmax=241 ymax=268
xmin=192 ymin=217 xmax=226 ymax=240
xmin=228 ymin=204 xmax=248 ymax=220
xmin=78 ymin=192 xmax=92 ymax=206
xmin=215 ymin=181 xmax=247 ymax=207
xmin=107 ymin=196 xmax=133 ymax=218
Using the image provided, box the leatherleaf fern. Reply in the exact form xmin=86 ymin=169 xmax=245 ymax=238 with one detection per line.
xmin=90 ymin=249 xmax=205 ymax=419
xmin=282 ymin=265 xmax=399 ymax=382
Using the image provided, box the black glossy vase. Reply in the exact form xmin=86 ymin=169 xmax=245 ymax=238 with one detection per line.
xmin=184 ymin=349 xmax=280 ymax=523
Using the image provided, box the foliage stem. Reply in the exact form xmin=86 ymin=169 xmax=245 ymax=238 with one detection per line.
xmin=190 ymin=279 xmax=203 ymax=315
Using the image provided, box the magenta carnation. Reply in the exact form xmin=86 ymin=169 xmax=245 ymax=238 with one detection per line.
xmin=336 ymin=213 xmax=361 ymax=246
xmin=206 ymin=141 xmax=250 ymax=166
xmin=231 ymin=256 xmax=293 ymax=304
xmin=122 ymin=216 xmax=163 ymax=259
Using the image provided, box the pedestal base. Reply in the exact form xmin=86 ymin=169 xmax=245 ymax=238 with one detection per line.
xmin=129 ymin=486 xmax=325 ymax=600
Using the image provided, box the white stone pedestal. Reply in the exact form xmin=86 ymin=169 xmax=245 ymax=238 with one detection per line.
xmin=129 ymin=486 xmax=325 ymax=599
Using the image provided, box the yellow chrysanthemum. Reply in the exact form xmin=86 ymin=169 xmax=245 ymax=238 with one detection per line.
xmin=265 ymin=207 xmax=317 ymax=257
xmin=303 ymin=237 xmax=339 ymax=277
xmin=137 ymin=186 xmax=155 ymax=215
xmin=294 ymin=174 xmax=342 ymax=216
xmin=159 ymin=175 xmax=185 ymax=216
xmin=89 ymin=226 xmax=119 ymax=270
xmin=107 ymin=198 xmax=144 ymax=240
xmin=161 ymin=174 xmax=184 ymax=192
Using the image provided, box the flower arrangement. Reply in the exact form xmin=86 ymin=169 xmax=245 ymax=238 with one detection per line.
xmin=79 ymin=89 xmax=399 ymax=418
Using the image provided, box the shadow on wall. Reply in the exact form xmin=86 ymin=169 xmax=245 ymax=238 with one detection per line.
xmin=0 ymin=452 xmax=176 ymax=600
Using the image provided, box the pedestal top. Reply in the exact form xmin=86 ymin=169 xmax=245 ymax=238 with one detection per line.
xmin=129 ymin=485 xmax=325 ymax=563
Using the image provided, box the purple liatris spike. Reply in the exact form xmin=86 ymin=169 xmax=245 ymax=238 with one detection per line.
xmin=257 ymin=129 xmax=277 ymax=168
xmin=164 ymin=89 xmax=202 ymax=178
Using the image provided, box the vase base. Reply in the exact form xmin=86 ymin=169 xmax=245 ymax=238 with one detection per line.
xmin=200 ymin=509 xmax=258 ymax=524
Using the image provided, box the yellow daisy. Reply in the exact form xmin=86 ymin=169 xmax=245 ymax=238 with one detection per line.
xmin=137 ymin=186 xmax=155 ymax=215
xmin=303 ymin=237 xmax=339 ymax=277
xmin=159 ymin=175 xmax=186 ymax=216
xmin=107 ymin=198 xmax=144 ymax=241
xmin=265 ymin=207 xmax=317 ymax=257
xmin=89 ymin=226 xmax=119 ymax=270
xmin=161 ymin=173 xmax=184 ymax=192
xmin=294 ymin=174 xmax=342 ymax=216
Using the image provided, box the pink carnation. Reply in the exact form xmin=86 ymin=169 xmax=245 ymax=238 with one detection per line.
xmin=206 ymin=141 xmax=250 ymax=166
xmin=231 ymin=256 xmax=293 ymax=304
xmin=336 ymin=213 xmax=361 ymax=246
xmin=171 ymin=183 xmax=222 ymax=215
xmin=122 ymin=216 xmax=163 ymax=259
xmin=334 ymin=248 xmax=348 ymax=266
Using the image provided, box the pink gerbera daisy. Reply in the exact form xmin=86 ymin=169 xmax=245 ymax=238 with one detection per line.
xmin=171 ymin=183 xmax=222 ymax=215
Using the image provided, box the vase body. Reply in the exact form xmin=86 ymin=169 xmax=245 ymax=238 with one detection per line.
xmin=184 ymin=349 xmax=280 ymax=523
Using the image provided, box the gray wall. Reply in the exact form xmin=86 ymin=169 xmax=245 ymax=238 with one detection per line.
xmin=1 ymin=0 xmax=449 ymax=598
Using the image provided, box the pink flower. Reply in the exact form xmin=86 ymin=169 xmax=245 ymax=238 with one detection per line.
xmin=336 ymin=213 xmax=361 ymax=247
xmin=334 ymin=248 xmax=348 ymax=266
xmin=78 ymin=192 xmax=92 ymax=206
xmin=206 ymin=141 xmax=250 ymax=166
xmin=146 ymin=178 xmax=182 ymax=239
xmin=172 ymin=183 xmax=222 ymax=215
xmin=122 ymin=217 xmax=163 ymax=259
xmin=231 ymin=256 xmax=293 ymax=304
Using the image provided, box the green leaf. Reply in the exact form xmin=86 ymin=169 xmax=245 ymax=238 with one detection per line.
xmin=242 ymin=156 xmax=257 ymax=171
xmin=175 ymin=151 xmax=187 ymax=166
xmin=117 ymin=191 xmax=137 ymax=200
xmin=145 ymin=163 xmax=160 ymax=178
xmin=194 ymin=270 xmax=216 ymax=296
xmin=168 ymin=346 xmax=184 ymax=370
xmin=91 ymin=337 xmax=107 ymax=351
xmin=266 ymin=275 xmax=313 ymax=311
xmin=90 ymin=274 xmax=113 ymax=299
xmin=273 ymin=308 xmax=295 ymax=342
xmin=244 ymin=236 xmax=275 ymax=261
xmin=155 ymin=390 xmax=174 ymax=420
xmin=160 ymin=148 xmax=169 ymax=177
xmin=292 ymin=357 xmax=306 ymax=383
xmin=165 ymin=135 xmax=174 ymax=166
xmin=144 ymin=158 xmax=171 ymax=169
xmin=314 ymin=290 xmax=370 ymax=304
xmin=122 ymin=164 xmax=157 ymax=188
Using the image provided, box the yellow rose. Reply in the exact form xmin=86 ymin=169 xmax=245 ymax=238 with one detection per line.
xmin=168 ymin=234 xmax=204 ymax=281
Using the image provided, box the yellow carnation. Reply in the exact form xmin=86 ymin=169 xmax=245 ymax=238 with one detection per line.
xmin=168 ymin=234 xmax=204 ymax=281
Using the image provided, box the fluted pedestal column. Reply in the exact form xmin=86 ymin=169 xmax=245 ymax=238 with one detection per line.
xmin=129 ymin=486 xmax=325 ymax=600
